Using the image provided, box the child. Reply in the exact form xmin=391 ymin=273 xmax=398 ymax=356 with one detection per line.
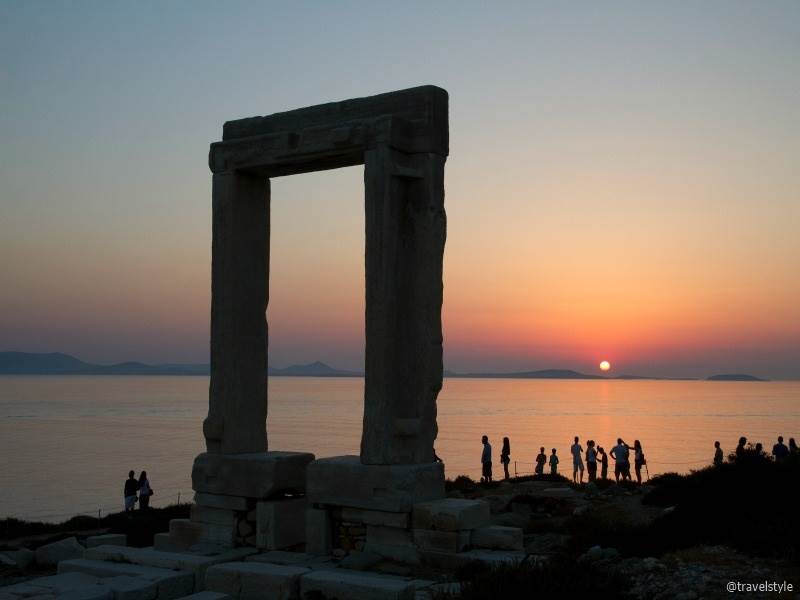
xmin=535 ymin=447 xmax=547 ymax=475
xmin=549 ymin=448 xmax=559 ymax=475
xmin=586 ymin=440 xmax=597 ymax=482
xmin=713 ymin=441 xmax=723 ymax=466
xmin=598 ymin=446 xmax=609 ymax=480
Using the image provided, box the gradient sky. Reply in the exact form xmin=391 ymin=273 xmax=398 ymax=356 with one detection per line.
xmin=1 ymin=2 xmax=798 ymax=378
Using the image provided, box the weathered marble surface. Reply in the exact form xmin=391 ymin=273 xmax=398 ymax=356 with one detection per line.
xmin=204 ymin=172 xmax=269 ymax=455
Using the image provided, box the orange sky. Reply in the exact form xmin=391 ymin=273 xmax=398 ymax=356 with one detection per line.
xmin=1 ymin=4 xmax=798 ymax=378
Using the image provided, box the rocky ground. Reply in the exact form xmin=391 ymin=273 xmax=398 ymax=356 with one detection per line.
xmin=444 ymin=473 xmax=799 ymax=599
xmin=3 ymin=466 xmax=798 ymax=599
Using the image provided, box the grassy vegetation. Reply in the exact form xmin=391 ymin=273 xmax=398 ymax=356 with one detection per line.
xmin=1 ymin=504 xmax=190 ymax=548
xmin=562 ymin=451 xmax=800 ymax=559
xmin=638 ymin=453 xmax=800 ymax=559
xmin=445 ymin=471 xmax=572 ymax=494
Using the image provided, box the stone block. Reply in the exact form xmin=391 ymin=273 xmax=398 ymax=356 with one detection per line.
xmin=205 ymin=562 xmax=308 ymax=600
xmin=85 ymin=534 xmax=127 ymax=549
xmin=470 ymin=526 xmax=524 ymax=551
xmin=339 ymin=551 xmax=382 ymax=571
xmin=245 ymin=551 xmax=335 ymax=573
xmin=104 ymin=575 xmax=157 ymax=600
xmin=169 ymin=518 xmax=236 ymax=548
xmin=365 ymin=526 xmax=412 ymax=547
xmin=8 ymin=573 xmax=98 ymax=593
xmin=192 ymin=452 xmax=314 ymax=498
xmin=306 ymin=456 xmax=444 ymax=512
xmin=412 ymin=529 xmax=469 ymax=554
xmin=35 ymin=537 xmax=85 ymax=566
xmin=59 ymin=586 xmax=113 ymax=600
xmin=304 ymin=508 xmax=331 ymax=556
xmin=458 ymin=549 xmax=526 ymax=567
xmin=299 ymin=569 xmax=415 ymax=600
xmin=83 ymin=545 xmax=255 ymax=588
xmin=340 ymin=508 xmax=410 ymax=529
xmin=194 ymin=493 xmax=250 ymax=511
xmin=256 ymin=499 xmax=305 ymax=549
xmin=0 ymin=581 xmax=52 ymax=596
xmin=168 ymin=519 xmax=206 ymax=551
xmin=154 ymin=533 xmax=179 ymax=553
xmin=0 ymin=548 xmax=35 ymax=569
xmin=197 ymin=523 xmax=237 ymax=546
xmin=191 ymin=505 xmax=237 ymax=527
xmin=58 ymin=559 xmax=194 ymax=599
xmin=412 ymin=499 xmax=490 ymax=531
xmin=362 ymin=543 xmax=420 ymax=565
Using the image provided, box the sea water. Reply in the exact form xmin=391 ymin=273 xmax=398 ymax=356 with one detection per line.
xmin=0 ymin=376 xmax=797 ymax=522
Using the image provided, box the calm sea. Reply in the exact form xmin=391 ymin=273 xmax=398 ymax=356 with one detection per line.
xmin=1 ymin=376 xmax=798 ymax=522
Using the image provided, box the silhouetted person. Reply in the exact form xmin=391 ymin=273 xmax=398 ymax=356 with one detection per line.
xmin=481 ymin=435 xmax=493 ymax=483
xmin=611 ymin=438 xmax=630 ymax=482
xmin=535 ymin=446 xmax=546 ymax=475
xmin=501 ymin=437 xmax=511 ymax=480
xmin=598 ymin=446 xmax=609 ymax=480
xmin=713 ymin=441 xmax=724 ymax=466
xmin=755 ymin=442 xmax=764 ymax=455
xmin=772 ymin=436 xmax=789 ymax=463
xmin=124 ymin=470 xmax=138 ymax=513
xmin=138 ymin=471 xmax=152 ymax=510
xmin=586 ymin=440 xmax=598 ymax=482
xmin=570 ymin=436 xmax=585 ymax=484
xmin=633 ymin=440 xmax=646 ymax=484
xmin=549 ymin=448 xmax=559 ymax=475
xmin=735 ymin=436 xmax=747 ymax=460
xmin=790 ymin=438 xmax=798 ymax=455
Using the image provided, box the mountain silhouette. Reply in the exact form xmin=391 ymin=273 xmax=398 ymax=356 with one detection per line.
xmin=0 ymin=352 xmax=359 ymax=377
xmin=707 ymin=373 xmax=767 ymax=382
xmin=446 ymin=368 xmax=605 ymax=380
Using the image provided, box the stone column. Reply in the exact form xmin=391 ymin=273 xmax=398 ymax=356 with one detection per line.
xmin=361 ymin=145 xmax=447 ymax=465
xmin=203 ymin=170 xmax=270 ymax=455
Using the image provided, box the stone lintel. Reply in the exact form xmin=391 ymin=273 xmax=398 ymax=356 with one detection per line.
xmin=306 ymin=455 xmax=444 ymax=513
xmin=210 ymin=86 xmax=448 ymax=176
xmin=223 ymin=85 xmax=447 ymax=145
xmin=209 ymin=115 xmax=423 ymax=176
xmin=192 ymin=451 xmax=315 ymax=499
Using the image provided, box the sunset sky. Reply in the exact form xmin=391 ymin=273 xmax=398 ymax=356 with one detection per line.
xmin=1 ymin=2 xmax=798 ymax=379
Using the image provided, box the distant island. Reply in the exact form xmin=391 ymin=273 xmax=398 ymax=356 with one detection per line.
xmin=706 ymin=373 xmax=767 ymax=382
xmin=445 ymin=368 xmax=605 ymax=380
xmin=0 ymin=352 xmax=769 ymax=381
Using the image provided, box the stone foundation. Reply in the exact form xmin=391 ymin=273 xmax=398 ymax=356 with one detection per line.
xmin=163 ymin=452 xmax=314 ymax=551
xmin=307 ymin=456 xmax=445 ymax=512
xmin=303 ymin=456 xmax=522 ymax=565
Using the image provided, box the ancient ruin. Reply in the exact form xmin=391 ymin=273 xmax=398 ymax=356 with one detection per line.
xmin=179 ymin=85 xmax=452 ymax=553
xmin=10 ymin=89 xmax=525 ymax=600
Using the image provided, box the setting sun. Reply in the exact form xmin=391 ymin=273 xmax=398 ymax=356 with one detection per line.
xmin=599 ymin=360 xmax=611 ymax=371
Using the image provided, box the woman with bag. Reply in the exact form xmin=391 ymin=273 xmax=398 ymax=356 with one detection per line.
xmin=500 ymin=437 xmax=511 ymax=480
xmin=633 ymin=440 xmax=646 ymax=484
xmin=138 ymin=471 xmax=153 ymax=510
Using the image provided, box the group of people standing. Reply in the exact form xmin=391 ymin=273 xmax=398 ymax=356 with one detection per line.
xmin=123 ymin=470 xmax=153 ymax=512
xmin=719 ymin=434 xmax=798 ymax=464
xmin=481 ymin=435 xmax=646 ymax=484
